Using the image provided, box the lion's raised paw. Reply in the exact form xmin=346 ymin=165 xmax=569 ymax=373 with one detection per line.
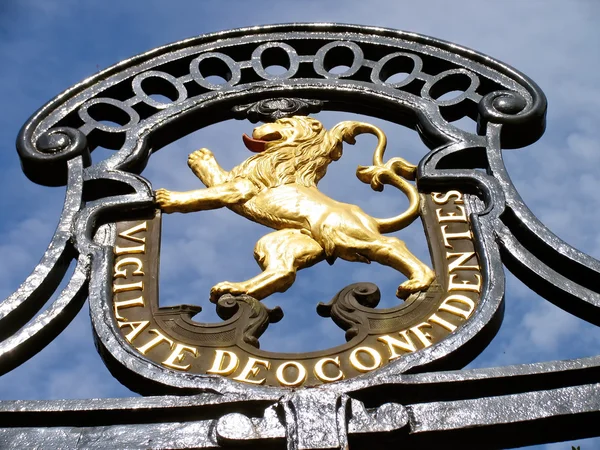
xmin=188 ymin=148 xmax=214 ymax=167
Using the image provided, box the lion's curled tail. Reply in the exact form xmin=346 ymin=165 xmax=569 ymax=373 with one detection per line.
xmin=329 ymin=121 xmax=420 ymax=234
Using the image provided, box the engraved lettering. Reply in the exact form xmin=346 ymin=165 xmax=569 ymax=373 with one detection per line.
xmin=448 ymin=273 xmax=482 ymax=293
xmin=114 ymin=244 xmax=145 ymax=255
xmin=436 ymin=205 xmax=467 ymax=223
xmin=439 ymin=294 xmax=475 ymax=319
xmin=233 ymin=357 xmax=270 ymax=385
xmin=162 ymin=343 xmax=198 ymax=371
xmin=113 ymin=280 xmax=144 ymax=294
xmin=440 ymin=225 xmax=472 ymax=248
xmin=275 ymin=361 xmax=307 ymax=387
xmin=349 ymin=346 xmax=382 ymax=372
xmin=432 ymin=191 xmax=463 ymax=204
xmin=114 ymin=296 xmax=144 ymax=321
xmin=114 ymin=222 xmax=147 ymax=255
xmin=118 ymin=222 xmax=147 ymax=243
xmin=106 ymin=188 xmax=484 ymax=385
xmin=314 ymin=357 xmax=344 ymax=382
xmin=114 ymin=257 xmax=144 ymax=278
xmin=377 ymin=331 xmax=417 ymax=360
xmin=410 ymin=323 xmax=433 ymax=347
xmin=447 ymin=251 xmax=479 ymax=272
xmin=117 ymin=320 xmax=150 ymax=343
xmin=136 ymin=329 xmax=173 ymax=355
xmin=207 ymin=350 xmax=239 ymax=376
xmin=428 ymin=313 xmax=457 ymax=332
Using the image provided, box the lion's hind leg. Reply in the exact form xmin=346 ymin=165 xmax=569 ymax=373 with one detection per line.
xmin=210 ymin=229 xmax=325 ymax=302
xmin=355 ymin=235 xmax=435 ymax=299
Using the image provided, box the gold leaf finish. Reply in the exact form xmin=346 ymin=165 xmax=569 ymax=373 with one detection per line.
xmin=155 ymin=117 xmax=434 ymax=301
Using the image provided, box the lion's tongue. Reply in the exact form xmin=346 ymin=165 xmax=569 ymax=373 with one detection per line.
xmin=242 ymin=133 xmax=267 ymax=153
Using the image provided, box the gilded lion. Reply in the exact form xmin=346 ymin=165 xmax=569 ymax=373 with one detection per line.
xmin=156 ymin=116 xmax=435 ymax=302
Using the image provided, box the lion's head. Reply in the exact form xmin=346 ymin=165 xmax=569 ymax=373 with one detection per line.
xmin=229 ymin=116 xmax=356 ymax=189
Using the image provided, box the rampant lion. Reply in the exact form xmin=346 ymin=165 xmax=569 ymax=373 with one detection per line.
xmin=155 ymin=116 xmax=434 ymax=302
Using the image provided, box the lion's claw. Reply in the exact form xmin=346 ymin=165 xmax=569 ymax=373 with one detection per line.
xmin=396 ymin=269 xmax=435 ymax=299
xmin=396 ymin=281 xmax=426 ymax=299
xmin=155 ymin=188 xmax=170 ymax=204
xmin=210 ymin=281 xmax=247 ymax=303
xmin=155 ymin=188 xmax=182 ymax=213
xmin=188 ymin=148 xmax=214 ymax=168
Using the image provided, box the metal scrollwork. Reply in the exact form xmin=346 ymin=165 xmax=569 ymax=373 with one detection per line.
xmin=232 ymin=98 xmax=323 ymax=122
xmin=215 ymin=295 xmax=284 ymax=348
xmin=317 ymin=283 xmax=381 ymax=341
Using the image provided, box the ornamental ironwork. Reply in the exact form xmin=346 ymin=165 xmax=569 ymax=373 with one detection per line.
xmin=0 ymin=23 xmax=597 ymax=449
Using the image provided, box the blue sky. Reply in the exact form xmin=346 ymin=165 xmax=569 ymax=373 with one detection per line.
xmin=0 ymin=0 xmax=599 ymax=448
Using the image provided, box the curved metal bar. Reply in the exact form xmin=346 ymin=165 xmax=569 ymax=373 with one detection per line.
xmin=0 ymin=157 xmax=83 ymax=343
xmin=16 ymin=126 xmax=90 ymax=187
xmin=73 ymin=173 xmax=154 ymax=256
xmin=0 ymin=254 xmax=89 ymax=375
xmin=497 ymin=224 xmax=600 ymax=323
xmin=16 ymin=24 xmax=545 ymax=187
xmin=485 ymin=123 xmax=600 ymax=323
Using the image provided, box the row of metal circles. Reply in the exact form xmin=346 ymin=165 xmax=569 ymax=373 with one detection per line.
xmin=78 ymin=40 xmax=481 ymax=133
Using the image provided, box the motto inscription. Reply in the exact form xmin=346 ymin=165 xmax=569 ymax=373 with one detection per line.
xmin=112 ymin=190 xmax=480 ymax=387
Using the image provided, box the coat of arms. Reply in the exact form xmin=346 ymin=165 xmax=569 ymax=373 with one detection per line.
xmin=106 ymin=109 xmax=480 ymax=387
xmin=1 ymin=23 xmax=597 ymax=449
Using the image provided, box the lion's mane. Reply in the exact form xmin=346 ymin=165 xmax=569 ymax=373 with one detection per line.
xmin=227 ymin=117 xmax=338 ymax=189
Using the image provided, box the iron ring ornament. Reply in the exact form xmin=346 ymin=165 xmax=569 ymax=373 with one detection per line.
xmin=2 ymin=23 xmax=599 ymax=449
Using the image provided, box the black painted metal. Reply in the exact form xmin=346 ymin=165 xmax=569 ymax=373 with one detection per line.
xmin=1 ymin=23 xmax=598 ymax=448
xmin=233 ymin=98 xmax=323 ymax=122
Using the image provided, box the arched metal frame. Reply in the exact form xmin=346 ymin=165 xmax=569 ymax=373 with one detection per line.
xmin=1 ymin=24 xmax=599 ymax=449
